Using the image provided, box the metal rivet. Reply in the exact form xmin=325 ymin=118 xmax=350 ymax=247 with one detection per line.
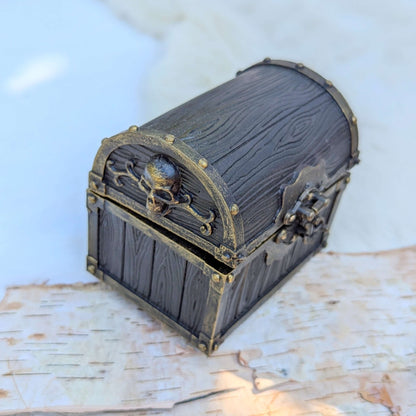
xmin=198 ymin=342 xmax=207 ymax=352
xmin=128 ymin=125 xmax=138 ymax=132
xmin=351 ymin=115 xmax=357 ymax=125
xmin=307 ymin=212 xmax=315 ymax=222
xmin=212 ymin=273 xmax=221 ymax=283
xmin=230 ymin=204 xmax=239 ymax=216
xmin=325 ymin=80 xmax=333 ymax=87
xmin=296 ymin=63 xmax=304 ymax=69
xmin=87 ymin=264 xmax=96 ymax=274
xmin=88 ymin=195 xmax=97 ymax=205
xmin=284 ymin=212 xmax=296 ymax=224
xmin=263 ymin=57 xmax=271 ymax=63
xmin=227 ymin=274 xmax=235 ymax=284
xmin=213 ymin=343 xmax=219 ymax=352
xmin=165 ymin=134 xmax=175 ymax=144
xmin=222 ymin=253 xmax=231 ymax=261
xmin=198 ymin=158 xmax=208 ymax=169
xmin=279 ymin=229 xmax=287 ymax=240
xmin=236 ymin=70 xmax=242 ymax=76
xmin=345 ymin=176 xmax=351 ymax=184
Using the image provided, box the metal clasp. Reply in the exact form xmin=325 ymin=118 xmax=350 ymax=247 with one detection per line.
xmin=276 ymin=187 xmax=330 ymax=244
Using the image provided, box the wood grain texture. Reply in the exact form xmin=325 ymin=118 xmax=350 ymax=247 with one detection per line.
xmin=178 ymin=262 xmax=209 ymax=335
xmin=95 ymin=185 xmax=337 ymax=345
xmin=1 ymin=247 xmax=414 ymax=415
xmin=217 ymin=232 xmax=323 ymax=336
xmin=123 ymin=223 xmax=154 ymax=297
xmin=149 ymin=241 xmax=187 ymax=319
xmin=87 ymin=209 xmax=99 ymax=260
xmin=98 ymin=208 xmax=125 ymax=278
xmin=142 ymin=64 xmax=351 ymax=244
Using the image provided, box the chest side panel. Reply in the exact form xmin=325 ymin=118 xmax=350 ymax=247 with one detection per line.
xmin=215 ymin=182 xmax=340 ymax=337
xmin=94 ymin=201 xmax=211 ymax=337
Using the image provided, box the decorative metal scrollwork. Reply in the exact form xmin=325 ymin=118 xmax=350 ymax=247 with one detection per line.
xmin=276 ymin=186 xmax=330 ymax=244
xmin=106 ymin=155 xmax=215 ymax=236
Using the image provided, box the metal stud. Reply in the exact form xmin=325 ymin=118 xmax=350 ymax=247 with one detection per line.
xmin=325 ymin=80 xmax=333 ymax=87
xmin=345 ymin=176 xmax=351 ymax=184
xmin=212 ymin=273 xmax=221 ymax=283
xmin=87 ymin=264 xmax=96 ymax=274
xmin=351 ymin=115 xmax=357 ymax=125
xmin=198 ymin=342 xmax=207 ymax=352
xmin=164 ymin=134 xmax=175 ymax=144
xmin=87 ymin=195 xmax=97 ymax=205
xmin=230 ymin=204 xmax=239 ymax=216
xmin=227 ymin=274 xmax=235 ymax=284
xmin=128 ymin=125 xmax=138 ymax=132
xmin=296 ymin=63 xmax=304 ymax=69
xmin=198 ymin=158 xmax=208 ymax=169
xmin=284 ymin=212 xmax=297 ymax=225
xmin=278 ymin=229 xmax=287 ymax=240
xmin=222 ymin=252 xmax=231 ymax=261
xmin=263 ymin=57 xmax=271 ymax=63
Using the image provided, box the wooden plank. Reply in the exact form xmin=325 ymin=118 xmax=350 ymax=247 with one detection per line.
xmin=235 ymin=252 xmax=268 ymax=316
xmin=98 ymin=208 xmax=125 ymax=278
xmin=123 ymin=224 xmax=154 ymax=297
xmin=0 ymin=247 xmax=415 ymax=415
xmin=149 ymin=241 xmax=187 ymax=318
xmin=178 ymin=262 xmax=209 ymax=335
xmin=87 ymin=208 xmax=99 ymax=260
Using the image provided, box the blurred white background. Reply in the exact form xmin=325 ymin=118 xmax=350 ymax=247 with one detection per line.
xmin=1 ymin=0 xmax=415 ymax=295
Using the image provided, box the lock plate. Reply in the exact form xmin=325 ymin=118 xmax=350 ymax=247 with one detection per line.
xmin=276 ymin=186 xmax=330 ymax=244
xmin=274 ymin=162 xmax=330 ymax=244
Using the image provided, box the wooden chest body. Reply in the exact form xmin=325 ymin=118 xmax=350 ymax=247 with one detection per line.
xmin=87 ymin=59 xmax=358 ymax=354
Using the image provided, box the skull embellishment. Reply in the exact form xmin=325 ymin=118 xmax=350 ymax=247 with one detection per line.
xmin=138 ymin=155 xmax=181 ymax=216
xmin=106 ymin=153 xmax=216 ymax=235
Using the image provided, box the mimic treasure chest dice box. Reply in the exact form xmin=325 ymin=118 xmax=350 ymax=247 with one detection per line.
xmin=87 ymin=59 xmax=359 ymax=355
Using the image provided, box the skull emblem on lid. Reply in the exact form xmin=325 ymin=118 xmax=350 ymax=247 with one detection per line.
xmin=139 ymin=155 xmax=181 ymax=216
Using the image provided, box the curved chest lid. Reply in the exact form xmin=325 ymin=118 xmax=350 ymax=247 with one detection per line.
xmin=90 ymin=60 xmax=358 ymax=268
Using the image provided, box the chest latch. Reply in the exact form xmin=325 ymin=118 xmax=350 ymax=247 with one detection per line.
xmin=276 ymin=186 xmax=330 ymax=245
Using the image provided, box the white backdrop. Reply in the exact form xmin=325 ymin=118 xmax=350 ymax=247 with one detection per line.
xmin=1 ymin=0 xmax=415 ymax=295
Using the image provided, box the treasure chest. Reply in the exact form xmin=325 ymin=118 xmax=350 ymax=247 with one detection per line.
xmin=87 ymin=59 xmax=359 ymax=355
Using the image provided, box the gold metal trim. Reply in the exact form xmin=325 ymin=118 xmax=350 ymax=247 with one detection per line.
xmin=91 ymin=128 xmax=244 ymax=258
xmin=93 ymin=194 xmax=232 ymax=277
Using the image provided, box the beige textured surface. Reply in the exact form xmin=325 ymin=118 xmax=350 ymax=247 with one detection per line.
xmin=0 ymin=247 xmax=415 ymax=415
